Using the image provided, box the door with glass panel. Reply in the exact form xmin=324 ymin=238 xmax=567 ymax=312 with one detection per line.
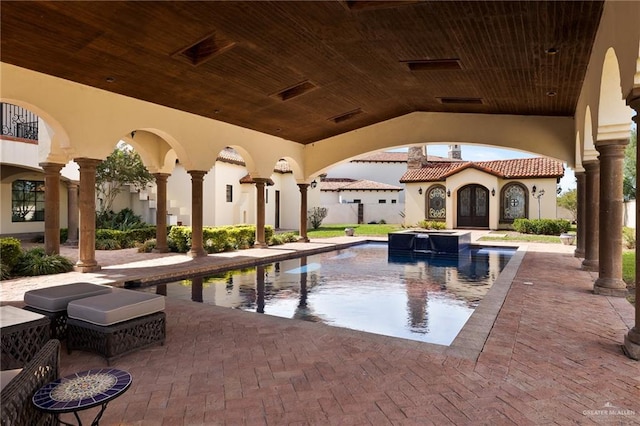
xmin=457 ymin=184 xmax=489 ymax=228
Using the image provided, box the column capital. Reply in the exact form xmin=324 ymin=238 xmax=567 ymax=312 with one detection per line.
xmin=39 ymin=162 xmax=65 ymax=173
xmin=626 ymin=87 xmax=640 ymax=111
xmin=187 ymin=170 xmax=207 ymax=181
xmin=152 ymin=172 xmax=171 ymax=180
xmin=252 ymin=177 xmax=272 ymax=185
xmin=74 ymin=157 xmax=102 ymax=170
xmin=582 ymin=159 xmax=599 ymax=170
xmin=594 ymin=138 xmax=629 ymax=150
xmin=297 ymin=183 xmax=310 ymax=191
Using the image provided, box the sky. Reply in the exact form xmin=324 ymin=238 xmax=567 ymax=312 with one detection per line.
xmin=392 ymin=144 xmax=576 ymax=193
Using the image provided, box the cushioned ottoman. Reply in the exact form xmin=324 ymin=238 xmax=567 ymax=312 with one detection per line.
xmin=66 ymin=290 xmax=165 ymax=364
xmin=23 ymin=283 xmax=112 ymax=339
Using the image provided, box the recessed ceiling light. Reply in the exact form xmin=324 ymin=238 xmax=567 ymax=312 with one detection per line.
xmin=105 ymin=77 xmax=116 ymax=83
xmin=214 ymin=109 xmax=221 ymax=114
xmin=545 ymin=47 xmax=559 ymax=55
xmin=546 ymin=90 xmax=557 ymax=97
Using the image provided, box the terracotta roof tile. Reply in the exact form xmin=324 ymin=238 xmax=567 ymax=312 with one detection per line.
xmin=239 ymin=174 xmax=274 ymax=186
xmin=217 ymin=148 xmax=245 ymax=165
xmin=218 ymin=147 xmax=291 ymax=173
xmin=400 ymin=157 xmax=564 ymax=182
xmin=321 ymin=178 xmax=402 ymax=191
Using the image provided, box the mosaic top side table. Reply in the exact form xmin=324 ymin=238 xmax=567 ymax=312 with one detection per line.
xmin=32 ymin=368 xmax=131 ymax=426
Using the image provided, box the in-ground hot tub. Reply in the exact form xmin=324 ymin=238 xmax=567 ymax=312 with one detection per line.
xmin=388 ymin=230 xmax=471 ymax=254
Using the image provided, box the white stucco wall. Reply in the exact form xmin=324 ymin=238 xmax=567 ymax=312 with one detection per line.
xmin=325 ymin=161 xmax=407 ymax=202
xmin=320 ymin=203 xmax=405 ymax=225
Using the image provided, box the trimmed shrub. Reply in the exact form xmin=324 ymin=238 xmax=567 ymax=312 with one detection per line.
xmin=125 ymin=226 xmax=157 ymax=247
xmin=417 ymin=220 xmax=447 ymax=230
xmin=95 ymin=238 xmax=121 ymax=250
xmin=168 ymin=226 xmax=192 ymax=253
xmin=270 ymin=232 xmax=298 ymax=245
xmin=15 ymin=248 xmax=73 ymax=276
xmin=0 ymin=263 xmax=10 ymax=280
xmin=168 ymin=224 xmax=269 ymax=253
xmin=60 ymin=228 xmax=68 ymax=243
xmin=512 ymin=218 xmax=571 ymax=235
xmin=0 ymin=237 xmax=22 ymax=271
xmin=623 ymin=226 xmax=636 ymax=249
xmin=137 ymin=239 xmax=156 ymax=253
xmin=203 ymin=228 xmax=231 ymax=253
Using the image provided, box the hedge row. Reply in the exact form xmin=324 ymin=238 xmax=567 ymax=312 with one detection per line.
xmin=95 ymin=226 xmax=159 ymax=249
xmin=512 ymin=218 xmax=571 ymax=235
xmin=168 ymin=225 xmax=274 ymax=254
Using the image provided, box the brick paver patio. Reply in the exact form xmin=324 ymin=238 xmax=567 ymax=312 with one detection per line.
xmin=1 ymin=235 xmax=638 ymax=425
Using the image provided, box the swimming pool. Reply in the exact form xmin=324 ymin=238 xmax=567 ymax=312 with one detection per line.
xmin=148 ymin=243 xmax=515 ymax=345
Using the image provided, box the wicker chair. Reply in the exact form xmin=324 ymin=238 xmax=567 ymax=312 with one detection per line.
xmin=1 ymin=339 xmax=59 ymax=426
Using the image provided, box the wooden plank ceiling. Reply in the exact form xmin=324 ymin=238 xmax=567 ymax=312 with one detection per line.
xmin=0 ymin=1 xmax=604 ymax=145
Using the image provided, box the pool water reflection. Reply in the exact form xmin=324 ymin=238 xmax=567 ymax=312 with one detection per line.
xmin=149 ymin=243 xmax=514 ymax=345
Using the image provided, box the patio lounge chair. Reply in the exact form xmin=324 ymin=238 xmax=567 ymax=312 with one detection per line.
xmin=1 ymin=339 xmax=60 ymax=426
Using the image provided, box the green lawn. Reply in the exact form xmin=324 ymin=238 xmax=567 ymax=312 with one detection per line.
xmin=479 ymin=234 xmax=563 ymax=243
xmin=623 ymin=250 xmax=635 ymax=284
xmin=306 ymin=223 xmax=403 ymax=238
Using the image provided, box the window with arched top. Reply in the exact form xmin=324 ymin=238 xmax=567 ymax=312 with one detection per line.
xmin=500 ymin=183 xmax=528 ymax=223
xmin=426 ymin=185 xmax=446 ymax=221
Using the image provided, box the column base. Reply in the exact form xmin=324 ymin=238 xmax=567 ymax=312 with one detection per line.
xmin=581 ymin=259 xmax=598 ymax=271
xmin=63 ymin=240 xmax=78 ymax=248
xmin=593 ymin=277 xmax=628 ymax=297
xmin=152 ymin=247 xmax=169 ymax=253
xmin=297 ymin=237 xmax=310 ymax=243
xmin=188 ymin=248 xmax=207 ymax=258
xmin=74 ymin=263 xmax=101 ymax=273
xmin=623 ymin=329 xmax=640 ymax=360
xmin=574 ymin=248 xmax=585 ymax=258
xmin=254 ymin=242 xmax=268 ymax=248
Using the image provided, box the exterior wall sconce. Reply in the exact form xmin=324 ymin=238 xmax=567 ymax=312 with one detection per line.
xmin=418 ymin=187 xmax=423 ymax=195
xmin=310 ymin=180 xmax=317 ymax=189
xmin=491 ymin=188 xmax=496 ymax=197
xmin=532 ymin=185 xmax=537 ymax=195
xmin=447 ymin=189 xmax=451 ymax=197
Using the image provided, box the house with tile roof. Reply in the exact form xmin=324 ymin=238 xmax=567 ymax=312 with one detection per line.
xmin=400 ymin=147 xmax=565 ymax=230
xmin=315 ymin=177 xmax=404 ymax=224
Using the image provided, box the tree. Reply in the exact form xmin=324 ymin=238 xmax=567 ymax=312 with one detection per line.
xmin=96 ymin=142 xmax=153 ymax=214
xmin=308 ymin=207 xmax=328 ymax=229
xmin=557 ymin=188 xmax=577 ymax=222
xmin=623 ymin=125 xmax=637 ymax=200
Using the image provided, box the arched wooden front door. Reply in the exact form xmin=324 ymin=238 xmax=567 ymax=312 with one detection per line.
xmin=457 ymin=184 xmax=489 ymax=228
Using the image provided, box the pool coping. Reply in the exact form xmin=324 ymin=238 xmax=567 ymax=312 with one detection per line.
xmin=132 ymin=238 xmax=524 ymax=362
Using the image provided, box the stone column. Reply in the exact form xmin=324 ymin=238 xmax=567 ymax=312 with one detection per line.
xmin=74 ymin=158 xmax=101 ymax=272
xmin=593 ymin=139 xmax=628 ymax=296
xmin=581 ymin=160 xmax=599 ymax=271
xmin=298 ymin=183 xmax=310 ymax=242
xmin=40 ymin=163 xmax=63 ymax=255
xmin=65 ymin=181 xmax=79 ymax=246
xmin=574 ymin=172 xmax=586 ymax=258
xmin=624 ymin=89 xmax=640 ymax=360
xmin=188 ymin=170 xmax=207 ymax=258
xmin=254 ymin=179 xmax=269 ymax=248
xmin=152 ymin=173 xmax=170 ymax=253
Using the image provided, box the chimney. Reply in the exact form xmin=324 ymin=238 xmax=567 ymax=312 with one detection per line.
xmin=448 ymin=144 xmax=462 ymax=160
xmin=407 ymin=146 xmax=427 ymax=169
